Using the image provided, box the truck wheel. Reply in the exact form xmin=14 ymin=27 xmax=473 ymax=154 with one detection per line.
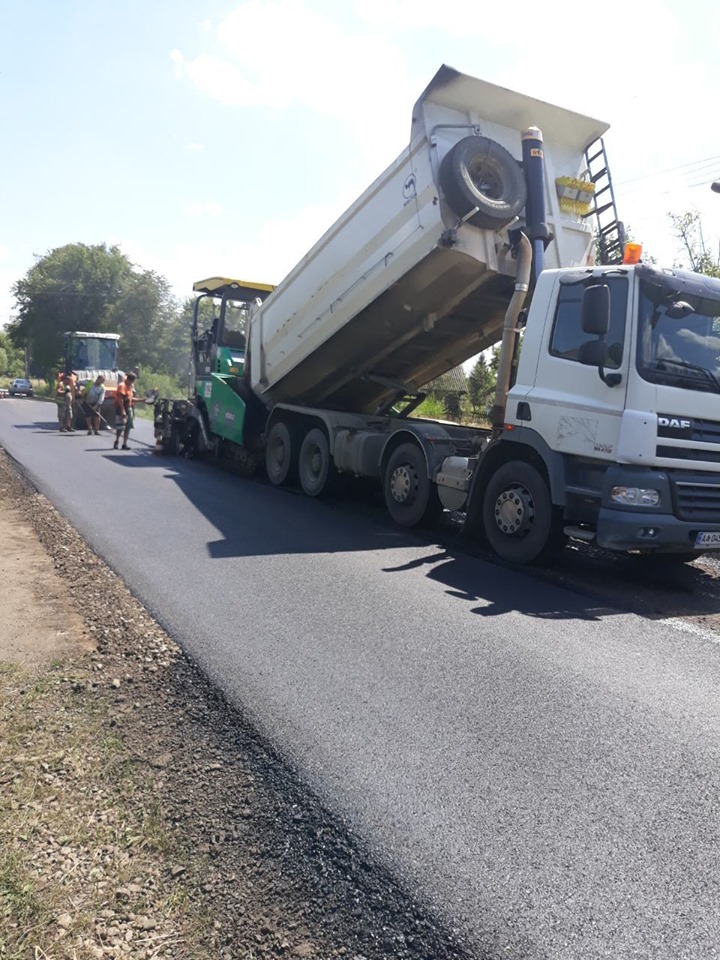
xmin=482 ymin=461 xmax=565 ymax=564
xmin=383 ymin=442 xmax=441 ymax=528
xmin=440 ymin=135 xmax=527 ymax=231
xmin=298 ymin=427 xmax=335 ymax=497
xmin=265 ymin=420 xmax=295 ymax=486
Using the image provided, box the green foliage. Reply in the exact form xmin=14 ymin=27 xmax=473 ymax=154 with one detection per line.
xmin=467 ymin=354 xmax=496 ymax=412
xmin=0 ymin=332 xmax=25 ymax=378
xmin=443 ymin=393 xmax=462 ymax=419
xmin=134 ymin=368 xmax=186 ymax=401
xmin=8 ymin=243 xmax=136 ymax=374
xmin=130 ymin=368 xmax=188 ymax=421
xmin=410 ymin=395 xmax=447 ymax=420
xmin=669 ymin=211 xmax=720 ymax=278
xmin=7 ymin=243 xmax=194 ymax=381
xmin=424 ymin=365 xmax=467 ymax=421
xmin=106 ymin=273 xmax=190 ymax=378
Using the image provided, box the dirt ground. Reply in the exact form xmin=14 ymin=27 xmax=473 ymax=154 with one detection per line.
xmin=0 ymin=449 xmax=470 ymax=960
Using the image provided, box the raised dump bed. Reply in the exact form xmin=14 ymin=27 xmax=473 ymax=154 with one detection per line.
xmin=248 ymin=65 xmax=609 ymax=415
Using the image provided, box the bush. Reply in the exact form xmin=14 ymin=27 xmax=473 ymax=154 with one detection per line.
xmin=409 ymin=396 xmax=447 ymax=420
xmin=126 ymin=369 xmax=186 ymax=420
xmin=133 ymin=369 xmax=187 ymax=402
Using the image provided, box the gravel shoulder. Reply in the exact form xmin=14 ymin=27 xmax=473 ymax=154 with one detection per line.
xmin=0 ymin=449 xmax=470 ymax=960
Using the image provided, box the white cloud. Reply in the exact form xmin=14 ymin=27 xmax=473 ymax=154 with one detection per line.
xmin=171 ymin=0 xmax=414 ymax=164
xmin=186 ymin=142 xmax=205 ymax=152
xmin=171 ymin=51 xmax=272 ymax=107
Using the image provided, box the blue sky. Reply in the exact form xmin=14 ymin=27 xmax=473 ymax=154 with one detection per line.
xmin=3 ymin=0 xmax=720 ymax=327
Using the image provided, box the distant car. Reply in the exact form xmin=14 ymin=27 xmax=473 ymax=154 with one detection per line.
xmin=8 ymin=378 xmax=33 ymax=396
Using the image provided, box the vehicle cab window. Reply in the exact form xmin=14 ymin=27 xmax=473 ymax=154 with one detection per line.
xmin=636 ymin=279 xmax=720 ymax=393
xmin=221 ymin=299 xmax=249 ymax=350
xmin=550 ymin=275 xmax=629 ymax=369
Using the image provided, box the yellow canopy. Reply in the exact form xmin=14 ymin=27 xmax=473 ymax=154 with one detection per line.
xmin=193 ymin=277 xmax=275 ymax=301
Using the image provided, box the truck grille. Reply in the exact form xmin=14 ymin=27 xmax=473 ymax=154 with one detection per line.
xmin=657 ymin=445 xmax=720 ymax=464
xmin=656 ymin=417 xmax=720 ymax=464
xmin=689 ymin=417 xmax=720 ymax=444
xmin=673 ymin=481 xmax=720 ymax=522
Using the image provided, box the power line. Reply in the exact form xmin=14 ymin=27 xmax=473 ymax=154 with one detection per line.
xmin=617 ymin=164 xmax=720 ymax=199
xmin=618 ymin=160 xmax=720 ymax=194
xmin=688 ymin=173 xmax=720 ymax=189
xmin=615 ymin=154 xmax=720 ymax=188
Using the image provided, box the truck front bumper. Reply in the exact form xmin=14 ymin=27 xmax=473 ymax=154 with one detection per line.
xmin=595 ymin=464 xmax=720 ymax=553
xmin=596 ymin=508 xmax=720 ymax=553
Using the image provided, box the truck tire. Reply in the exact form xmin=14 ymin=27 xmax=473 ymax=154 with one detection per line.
xmin=383 ymin=442 xmax=442 ymax=528
xmin=265 ymin=420 xmax=295 ymax=486
xmin=298 ymin=427 xmax=335 ymax=497
xmin=482 ymin=460 xmax=566 ymax=564
xmin=440 ymin=136 xmax=526 ymax=231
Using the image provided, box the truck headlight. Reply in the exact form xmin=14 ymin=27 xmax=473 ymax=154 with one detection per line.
xmin=611 ymin=486 xmax=661 ymax=506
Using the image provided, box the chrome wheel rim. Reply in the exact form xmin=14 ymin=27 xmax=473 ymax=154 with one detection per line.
xmin=494 ymin=483 xmax=535 ymax=537
xmin=390 ymin=464 xmax=418 ymax=505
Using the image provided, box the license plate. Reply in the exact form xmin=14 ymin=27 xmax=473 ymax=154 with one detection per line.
xmin=695 ymin=531 xmax=720 ymax=548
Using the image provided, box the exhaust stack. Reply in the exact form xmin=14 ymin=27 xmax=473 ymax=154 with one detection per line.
xmin=521 ymin=126 xmax=551 ymax=282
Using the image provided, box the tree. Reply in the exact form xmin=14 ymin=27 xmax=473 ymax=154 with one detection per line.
xmin=7 ymin=242 xmax=193 ymax=381
xmin=467 ymin=354 xmax=496 ymax=412
xmin=105 ymin=270 xmax=183 ymax=375
xmin=160 ymin=295 xmax=199 ymax=381
xmin=427 ymin=366 xmax=467 ymax=420
xmin=8 ymin=243 xmax=135 ymax=374
xmin=669 ymin=211 xmax=720 ymax=278
xmin=0 ymin=331 xmax=25 ymax=378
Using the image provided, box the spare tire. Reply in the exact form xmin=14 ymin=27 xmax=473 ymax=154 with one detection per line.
xmin=439 ymin=135 xmax=527 ymax=231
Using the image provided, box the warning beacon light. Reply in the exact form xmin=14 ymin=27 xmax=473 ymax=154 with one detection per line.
xmin=622 ymin=242 xmax=643 ymax=265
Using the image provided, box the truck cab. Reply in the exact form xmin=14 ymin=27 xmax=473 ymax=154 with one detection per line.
xmin=468 ymin=262 xmax=720 ymax=561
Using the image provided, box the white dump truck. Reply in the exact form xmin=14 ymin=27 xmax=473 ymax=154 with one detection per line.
xmin=155 ymin=65 xmax=720 ymax=566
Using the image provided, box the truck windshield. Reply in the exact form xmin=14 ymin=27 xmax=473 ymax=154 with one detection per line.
xmin=67 ymin=336 xmax=118 ymax=371
xmin=637 ymin=282 xmax=720 ymax=393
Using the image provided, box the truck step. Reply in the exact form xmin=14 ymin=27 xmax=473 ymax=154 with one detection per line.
xmin=564 ymin=525 xmax=596 ymax=542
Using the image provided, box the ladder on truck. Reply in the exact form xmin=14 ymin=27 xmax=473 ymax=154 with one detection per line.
xmin=584 ymin=138 xmax=626 ymax=265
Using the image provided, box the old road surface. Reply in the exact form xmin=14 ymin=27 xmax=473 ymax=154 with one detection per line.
xmin=1 ymin=397 xmax=718 ymax=960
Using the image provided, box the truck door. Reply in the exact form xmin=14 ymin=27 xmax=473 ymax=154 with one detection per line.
xmin=517 ymin=273 xmax=630 ymax=462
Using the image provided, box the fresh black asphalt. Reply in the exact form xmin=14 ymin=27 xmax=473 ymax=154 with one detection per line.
xmin=2 ymin=399 xmax=718 ymax=959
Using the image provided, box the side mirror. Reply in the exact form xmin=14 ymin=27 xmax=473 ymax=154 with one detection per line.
xmin=581 ymin=284 xmax=611 ymax=336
